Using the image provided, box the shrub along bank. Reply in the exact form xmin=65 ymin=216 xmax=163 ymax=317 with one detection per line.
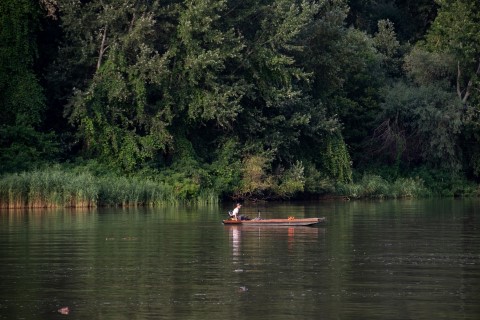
xmin=1 ymin=165 xmax=476 ymax=209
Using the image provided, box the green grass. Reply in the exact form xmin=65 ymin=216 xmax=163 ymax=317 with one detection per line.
xmin=336 ymin=174 xmax=428 ymax=199
xmin=0 ymin=167 xmax=219 ymax=209
xmin=3 ymin=165 xmax=476 ymax=208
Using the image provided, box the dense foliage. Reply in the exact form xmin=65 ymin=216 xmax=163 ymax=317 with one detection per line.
xmin=1 ymin=0 xmax=479 ymax=206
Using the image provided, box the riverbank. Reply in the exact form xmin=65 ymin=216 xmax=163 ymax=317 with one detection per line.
xmin=1 ymin=166 xmax=478 ymax=209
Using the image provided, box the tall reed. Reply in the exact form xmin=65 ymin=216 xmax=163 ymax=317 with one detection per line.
xmin=0 ymin=173 xmax=27 ymax=209
xmin=96 ymin=176 xmax=179 ymax=207
xmin=0 ymin=168 xmax=100 ymax=209
xmin=0 ymin=167 xmax=219 ymax=208
xmin=336 ymin=174 xmax=427 ymax=199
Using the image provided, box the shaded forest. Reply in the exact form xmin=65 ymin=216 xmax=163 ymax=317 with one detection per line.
xmin=1 ymin=0 xmax=480 ymax=206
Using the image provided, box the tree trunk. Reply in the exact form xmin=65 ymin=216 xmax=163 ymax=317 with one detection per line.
xmin=96 ymin=25 xmax=108 ymax=71
xmin=458 ymin=58 xmax=480 ymax=103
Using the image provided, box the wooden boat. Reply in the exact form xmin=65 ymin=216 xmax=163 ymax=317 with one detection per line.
xmin=222 ymin=217 xmax=325 ymax=226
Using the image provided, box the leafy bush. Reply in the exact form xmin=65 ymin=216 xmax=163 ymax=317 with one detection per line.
xmin=272 ymin=161 xmax=305 ymax=198
xmin=234 ymin=154 xmax=274 ymax=200
xmin=373 ymin=81 xmax=463 ymax=171
xmin=410 ymin=167 xmax=478 ymax=197
xmin=303 ymin=162 xmax=336 ymax=195
xmin=233 ymin=154 xmax=307 ymax=200
xmin=320 ymin=134 xmax=353 ymax=183
xmin=209 ymin=139 xmax=242 ymax=197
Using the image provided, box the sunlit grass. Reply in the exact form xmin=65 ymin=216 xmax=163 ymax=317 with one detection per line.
xmin=0 ymin=168 xmax=219 ymax=209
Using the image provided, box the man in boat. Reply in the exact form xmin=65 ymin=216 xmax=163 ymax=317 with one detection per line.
xmin=228 ymin=203 xmax=250 ymax=221
xmin=232 ymin=203 xmax=241 ymax=220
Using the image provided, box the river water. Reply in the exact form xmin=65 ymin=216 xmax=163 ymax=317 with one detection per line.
xmin=0 ymin=199 xmax=479 ymax=320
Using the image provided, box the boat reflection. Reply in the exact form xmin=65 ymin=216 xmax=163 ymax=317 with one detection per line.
xmin=226 ymin=225 xmax=323 ymax=236
xmin=230 ymin=226 xmax=242 ymax=263
xmin=227 ymin=225 xmax=324 ymax=259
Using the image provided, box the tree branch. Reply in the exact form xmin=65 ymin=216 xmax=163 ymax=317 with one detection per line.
xmin=457 ymin=61 xmax=462 ymax=100
xmin=462 ymin=58 xmax=480 ymax=103
xmin=129 ymin=13 xmax=136 ymax=33
xmin=96 ymin=26 xmax=108 ymax=71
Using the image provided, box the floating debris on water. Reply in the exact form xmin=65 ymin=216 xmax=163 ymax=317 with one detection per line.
xmin=58 ymin=306 xmax=69 ymax=315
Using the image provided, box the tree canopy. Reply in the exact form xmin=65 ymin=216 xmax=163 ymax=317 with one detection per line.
xmin=1 ymin=0 xmax=479 ymax=200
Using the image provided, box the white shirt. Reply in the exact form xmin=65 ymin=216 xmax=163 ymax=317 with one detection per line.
xmin=232 ymin=207 xmax=240 ymax=216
